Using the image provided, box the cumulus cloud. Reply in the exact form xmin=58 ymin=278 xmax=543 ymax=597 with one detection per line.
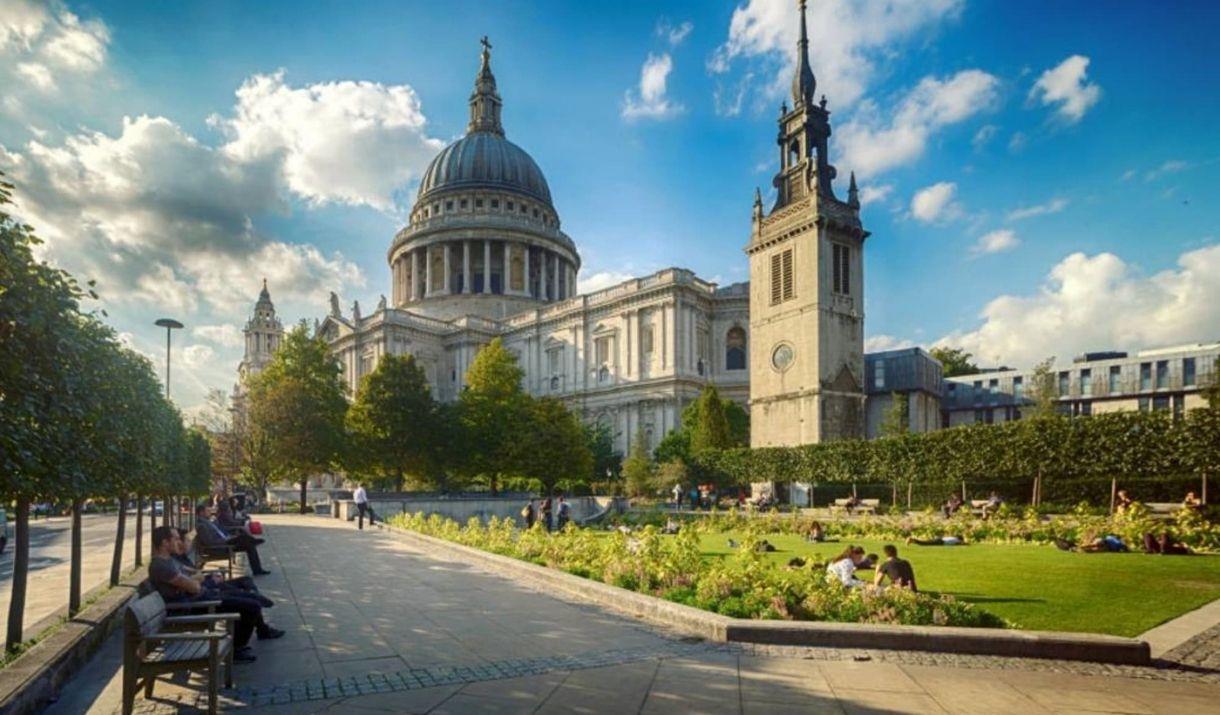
xmin=657 ymin=19 xmax=693 ymax=46
xmin=709 ymin=0 xmax=962 ymax=110
xmin=622 ymin=53 xmax=685 ymax=121
xmin=910 ymin=182 xmax=960 ymax=223
xmin=1029 ymin=55 xmax=1101 ymax=123
xmin=937 ymin=245 xmax=1220 ymax=368
xmin=578 ymin=270 xmax=641 ymax=294
xmin=211 ymin=71 xmax=444 ymax=210
xmin=0 ymin=0 xmax=108 ymax=96
xmin=182 ymin=344 xmax=216 ymax=369
xmin=838 ymin=70 xmax=1000 ymax=176
xmin=859 ymin=183 xmax=894 ymax=206
xmin=865 ymin=334 xmax=915 ymax=353
xmin=971 ymin=229 xmax=1019 ymax=255
xmin=193 ymin=324 xmax=245 ymax=348
xmin=1007 ymin=197 xmax=1068 ymax=221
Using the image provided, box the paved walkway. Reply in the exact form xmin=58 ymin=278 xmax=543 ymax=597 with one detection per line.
xmin=48 ymin=514 xmax=1220 ymax=714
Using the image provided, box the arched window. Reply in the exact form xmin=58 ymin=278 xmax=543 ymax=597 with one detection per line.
xmin=788 ymin=140 xmax=801 ymax=166
xmin=726 ymin=327 xmax=747 ymax=371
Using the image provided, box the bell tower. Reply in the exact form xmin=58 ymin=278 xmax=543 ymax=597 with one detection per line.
xmin=746 ymin=0 xmax=868 ymax=447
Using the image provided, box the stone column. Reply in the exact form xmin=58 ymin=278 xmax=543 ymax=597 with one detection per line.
xmin=483 ymin=240 xmax=491 ymax=294
xmin=462 ymin=241 xmax=471 ymax=294
xmin=442 ymin=243 xmax=451 ymax=295
xmin=424 ymin=247 xmax=433 ymax=297
xmin=413 ymin=249 xmax=422 ymax=300
xmin=502 ymin=241 xmax=511 ymax=295
xmin=522 ymin=244 xmax=531 ymax=297
xmin=539 ymin=249 xmax=548 ymax=301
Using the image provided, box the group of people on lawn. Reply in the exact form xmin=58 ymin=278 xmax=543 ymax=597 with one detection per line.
xmin=826 ymin=544 xmax=918 ymax=591
xmin=146 ymin=495 xmax=283 ymax=664
xmin=523 ymin=496 xmax=572 ymax=531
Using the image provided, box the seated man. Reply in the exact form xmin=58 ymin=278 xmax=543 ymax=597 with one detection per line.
xmin=1183 ymin=491 xmax=1203 ymax=511
xmin=1115 ymin=489 xmax=1134 ymax=512
xmin=873 ymin=544 xmax=918 ymax=591
xmin=906 ymin=534 xmax=966 ymax=546
xmin=195 ymin=503 xmax=271 ymax=576
xmin=148 ymin=526 xmax=283 ymax=664
xmin=942 ymin=494 xmax=964 ymax=518
xmin=172 ymin=528 xmax=273 ymax=608
xmin=217 ymin=500 xmax=257 ymax=538
xmin=981 ymin=491 xmax=1004 ymax=519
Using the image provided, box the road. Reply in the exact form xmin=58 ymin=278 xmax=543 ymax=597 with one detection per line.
xmin=0 ymin=513 xmax=140 ymax=639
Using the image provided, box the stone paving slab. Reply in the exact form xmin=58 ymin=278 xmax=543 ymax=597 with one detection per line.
xmin=43 ymin=514 xmax=1220 ymax=714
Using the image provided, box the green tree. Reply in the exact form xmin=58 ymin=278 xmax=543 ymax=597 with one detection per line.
xmin=622 ymin=429 xmax=655 ymax=497
xmin=582 ymin=422 xmax=621 ymax=490
xmin=246 ymin=323 xmax=347 ymax=513
xmin=1026 ymin=357 xmax=1059 ymax=419
xmin=457 ymin=338 xmax=531 ymax=495
xmin=930 ymin=347 xmax=980 ymax=378
xmin=1204 ymin=356 xmax=1220 ymax=409
xmin=880 ymin=392 xmax=910 ymax=437
xmin=517 ymin=398 xmax=593 ymax=495
xmin=689 ymin=385 xmax=732 ymax=455
xmin=346 ymin=353 xmax=447 ymax=491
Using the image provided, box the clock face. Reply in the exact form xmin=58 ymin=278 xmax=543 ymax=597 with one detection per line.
xmin=771 ymin=343 xmax=794 ymax=371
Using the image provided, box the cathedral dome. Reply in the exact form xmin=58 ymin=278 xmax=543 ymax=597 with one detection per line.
xmin=417 ymin=132 xmax=552 ymax=207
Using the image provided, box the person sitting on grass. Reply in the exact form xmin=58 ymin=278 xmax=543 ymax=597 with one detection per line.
xmin=1157 ymin=532 xmax=1194 ymax=555
xmin=857 ymin=553 xmax=879 ymax=570
xmin=941 ymin=493 xmax=964 ymax=518
xmin=981 ymin=491 xmax=1004 ymax=519
xmin=1081 ymin=532 xmax=1127 ymax=552
xmin=1183 ymin=491 xmax=1203 ymax=512
xmin=804 ymin=520 xmax=827 ymax=543
xmin=148 ymin=526 xmax=283 ymax=664
xmin=873 ymin=544 xmax=918 ymax=592
xmin=1115 ymin=489 xmax=1134 ymax=513
xmin=662 ymin=517 xmax=680 ymax=534
xmin=826 ymin=545 xmax=867 ymax=588
xmin=172 ymin=528 xmax=273 ymax=608
xmin=906 ymin=534 xmax=966 ymax=546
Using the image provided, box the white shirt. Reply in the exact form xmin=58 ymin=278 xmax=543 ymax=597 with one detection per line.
xmin=827 ymin=558 xmax=864 ymax=588
xmin=353 ymin=487 xmax=368 ymax=505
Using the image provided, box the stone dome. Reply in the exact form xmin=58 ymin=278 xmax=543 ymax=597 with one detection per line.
xmin=416 ymin=132 xmax=552 ymax=207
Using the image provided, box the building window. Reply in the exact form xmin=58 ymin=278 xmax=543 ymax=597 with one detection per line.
xmin=832 ymin=243 xmax=851 ymax=295
xmin=1079 ymin=401 xmax=1092 ymax=417
xmin=725 ymin=327 xmax=746 ymax=370
xmin=769 ymin=248 xmax=794 ymax=304
xmin=533 ymin=208 xmax=539 ymax=217
xmin=1013 ymin=376 xmax=1024 ymax=400
xmin=874 ymin=361 xmax=886 ymax=389
xmin=547 ymin=347 xmax=562 ymax=376
xmin=1138 ymin=397 xmax=1150 ymax=412
xmin=1184 ymin=357 xmax=1197 ymax=387
xmin=460 ymin=198 xmax=469 ymax=209
xmin=1109 ymin=365 xmax=1122 ymax=393
xmin=1058 ymin=371 xmax=1069 ymax=396
xmin=432 ymin=203 xmax=439 ymax=214
xmin=475 ymin=198 xmax=484 ymax=208
xmin=1140 ymin=362 xmax=1152 ymax=390
xmin=640 ymin=326 xmax=654 ymax=355
xmin=491 ymin=199 xmax=499 ymax=209
xmin=423 ymin=208 xmax=429 ymax=218
xmin=1080 ymin=368 xmax=1092 ymax=395
xmin=598 ymin=366 xmax=610 ymax=383
xmin=1153 ymin=395 xmax=1171 ymax=412
xmin=550 ymin=376 xmax=559 ymax=392
xmin=445 ymin=200 xmax=454 ymax=211
xmin=595 ymin=336 xmax=612 ymax=366
xmin=1156 ymin=360 xmax=1169 ymax=389
xmin=988 ymin=378 xmax=998 ymax=394
xmin=506 ymin=201 xmax=514 ymax=211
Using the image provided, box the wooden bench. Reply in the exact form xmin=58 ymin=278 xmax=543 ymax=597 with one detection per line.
xmin=830 ymin=498 xmax=880 ymax=515
xmin=189 ymin=530 xmax=235 ymax=579
xmin=123 ymin=592 xmax=237 ymax=715
xmin=1145 ymin=502 xmax=1185 ymax=518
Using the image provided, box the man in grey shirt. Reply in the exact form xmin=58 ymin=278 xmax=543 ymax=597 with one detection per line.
xmin=873 ymin=544 xmax=918 ymax=592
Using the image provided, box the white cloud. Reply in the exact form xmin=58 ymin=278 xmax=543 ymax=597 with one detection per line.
xmin=910 ymin=182 xmax=960 ymax=223
xmin=1145 ymin=159 xmax=1189 ymax=182
xmin=622 ymin=53 xmax=684 ymax=122
xmin=1007 ymin=131 xmax=1027 ymax=153
xmin=40 ymin=9 xmax=108 ymax=72
xmin=971 ymin=124 xmax=997 ymax=150
xmin=0 ymin=1 xmax=108 ymax=97
xmin=16 ymin=61 xmax=54 ymax=91
xmin=193 ymin=324 xmax=244 ymax=348
xmin=579 ymin=270 xmax=640 ymax=294
xmin=1121 ymin=168 xmax=1137 ymax=181
xmin=971 ymin=229 xmax=1019 ymax=255
xmin=212 ymin=71 xmax=444 ymax=210
xmin=865 ymin=335 xmax=915 ymax=353
xmin=838 ymin=70 xmax=1000 ymax=176
xmin=1007 ymin=197 xmax=1068 ymax=221
xmin=1029 ymin=55 xmax=1101 ymax=123
xmin=0 ymin=0 xmax=50 ymax=52
xmin=859 ymin=183 xmax=894 ymax=206
xmin=657 ymin=19 xmax=693 ymax=46
xmin=182 ymin=344 xmax=216 ymax=369
xmin=709 ymin=0 xmax=962 ymax=109
xmin=937 ymin=244 xmax=1220 ymax=368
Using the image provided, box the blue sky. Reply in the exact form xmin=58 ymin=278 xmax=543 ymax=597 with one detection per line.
xmin=2 ymin=0 xmax=1218 ymax=413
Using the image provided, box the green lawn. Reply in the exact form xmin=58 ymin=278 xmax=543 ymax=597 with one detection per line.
xmin=692 ymin=532 xmax=1220 ymax=637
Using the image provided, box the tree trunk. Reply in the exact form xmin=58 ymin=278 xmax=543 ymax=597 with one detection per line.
xmin=134 ymin=495 xmax=143 ymax=567
xmin=110 ymin=495 xmax=127 ymax=586
xmin=299 ymin=479 xmax=307 ymax=514
xmin=6 ymin=497 xmax=30 ymax=652
xmin=69 ymin=498 xmax=83 ymax=616
xmin=150 ymin=495 xmax=157 ymax=534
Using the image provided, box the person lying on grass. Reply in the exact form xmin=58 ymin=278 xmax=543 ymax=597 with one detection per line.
xmin=873 ymin=544 xmax=918 ymax=592
xmin=826 ymin=545 xmax=867 ymax=588
xmin=1080 ymin=532 xmax=1128 ymax=552
xmin=906 ymin=534 xmax=966 ymax=546
xmin=1144 ymin=532 xmax=1194 ymax=555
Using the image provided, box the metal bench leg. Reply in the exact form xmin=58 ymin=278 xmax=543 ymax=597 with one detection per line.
xmin=144 ymin=674 xmax=156 ymax=698
xmin=209 ymin=641 xmax=220 ymax=715
xmin=121 ymin=668 xmax=137 ymax=715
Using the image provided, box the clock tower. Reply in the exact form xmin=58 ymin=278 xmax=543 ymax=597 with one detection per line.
xmin=746 ymin=0 xmax=868 ymax=447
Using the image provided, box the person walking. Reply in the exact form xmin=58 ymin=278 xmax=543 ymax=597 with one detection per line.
xmin=354 ymin=483 xmax=377 ymax=530
xmin=556 ymin=496 xmax=571 ymax=531
xmin=541 ymin=497 xmax=553 ymax=533
xmin=672 ymin=483 xmax=683 ymax=509
xmin=522 ymin=499 xmax=536 ymax=529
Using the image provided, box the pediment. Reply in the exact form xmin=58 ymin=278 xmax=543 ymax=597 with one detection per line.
xmin=827 ymin=364 xmax=860 ymax=392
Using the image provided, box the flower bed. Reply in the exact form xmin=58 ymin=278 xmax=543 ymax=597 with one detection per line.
xmin=390 ymin=512 xmax=1005 ymax=629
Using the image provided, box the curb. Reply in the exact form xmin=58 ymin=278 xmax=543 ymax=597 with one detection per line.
xmin=376 ymin=523 xmax=1150 ymax=666
xmin=0 ymin=577 xmax=139 ymax=715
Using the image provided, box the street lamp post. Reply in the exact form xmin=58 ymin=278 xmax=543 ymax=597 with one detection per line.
xmin=154 ymin=318 xmax=184 ymax=399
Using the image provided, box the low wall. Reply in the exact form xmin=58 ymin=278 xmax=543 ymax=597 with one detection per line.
xmin=339 ymin=495 xmax=625 ymax=527
xmin=377 ymin=523 xmax=1151 ymax=666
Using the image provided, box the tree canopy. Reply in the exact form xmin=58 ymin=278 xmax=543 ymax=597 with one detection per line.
xmin=929 ymin=347 xmax=980 ymax=378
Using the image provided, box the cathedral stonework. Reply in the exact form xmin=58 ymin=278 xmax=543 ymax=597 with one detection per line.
xmin=746 ymin=0 xmax=867 ymax=447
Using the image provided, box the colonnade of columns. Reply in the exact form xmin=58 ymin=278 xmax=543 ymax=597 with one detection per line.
xmin=392 ymin=239 xmax=577 ymax=305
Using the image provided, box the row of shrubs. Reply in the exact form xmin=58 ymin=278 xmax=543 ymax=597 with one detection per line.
xmin=389 ymin=512 xmax=1006 ymax=629
xmin=613 ymin=502 xmax=1220 ymax=551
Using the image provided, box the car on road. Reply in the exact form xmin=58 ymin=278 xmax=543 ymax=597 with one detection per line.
xmin=142 ymin=501 xmax=165 ymax=516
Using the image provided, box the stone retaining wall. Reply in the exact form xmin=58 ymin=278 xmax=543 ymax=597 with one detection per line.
xmin=340 ymin=495 xmax=625 ymax=527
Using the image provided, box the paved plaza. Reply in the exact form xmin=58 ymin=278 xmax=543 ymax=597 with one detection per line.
xmin=46 ymin=514 xmax=1220 ymax=714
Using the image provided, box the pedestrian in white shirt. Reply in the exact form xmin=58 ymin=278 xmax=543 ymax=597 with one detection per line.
xmin=826 ymin=545 xmax=867 ymax=588
xmin=353 ymin=484 xmax=377 ymax=530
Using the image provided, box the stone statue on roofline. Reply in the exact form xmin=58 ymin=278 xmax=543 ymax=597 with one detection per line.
xmin=329 ymin=291 xmax=341 ymax=317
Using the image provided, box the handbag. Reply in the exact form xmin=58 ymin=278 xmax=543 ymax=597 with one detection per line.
xmin=249 ymin=521 xmax=263 ymax=535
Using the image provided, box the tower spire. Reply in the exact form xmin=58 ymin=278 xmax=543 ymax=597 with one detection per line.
xmin=848 ymin=172 xmax=859 ymax=209
xmin=467 ymin=36 xmax=504 ymax=136
xmin=791 ymin=0 xmax=816 ymax=105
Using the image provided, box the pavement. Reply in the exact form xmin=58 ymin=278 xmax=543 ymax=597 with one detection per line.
xmin=46 ymin=513 xmax=1220 ymax=715
xmin=0 ymin=513 xmax=140 ymax=638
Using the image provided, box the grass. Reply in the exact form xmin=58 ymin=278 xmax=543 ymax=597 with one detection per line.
xmin=687 ymin=532 xmax=1220 ymax=637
